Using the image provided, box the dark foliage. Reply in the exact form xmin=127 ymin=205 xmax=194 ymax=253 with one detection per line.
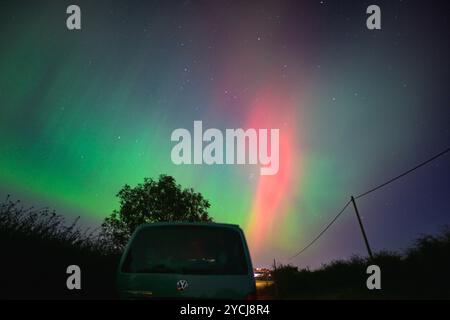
xmin=100 ymin=174 xmax=212 ymax=249
xmin=272 ymin=227 xmax=450 ymax=299
xmin=1 ymin=192 xmax=449 ymax=299
xmin=0 ymin=196 xmax=119 ymax=299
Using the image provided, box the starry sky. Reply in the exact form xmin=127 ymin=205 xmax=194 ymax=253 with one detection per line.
xmin=0 ymin=0 xmax=449 ymax=268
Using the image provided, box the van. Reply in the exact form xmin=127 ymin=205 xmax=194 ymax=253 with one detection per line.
xmin=116 ymin=222 xmax=256 ymax=299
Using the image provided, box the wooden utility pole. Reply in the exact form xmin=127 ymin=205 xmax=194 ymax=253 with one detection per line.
xmin=272 ymin=258 xmax=279 ymax=298
xmin=350 ymin=196 xmax=373 ymax=259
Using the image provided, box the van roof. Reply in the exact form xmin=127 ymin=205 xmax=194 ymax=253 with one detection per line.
xmin=135 ymin=222 xmax=241 ymax=231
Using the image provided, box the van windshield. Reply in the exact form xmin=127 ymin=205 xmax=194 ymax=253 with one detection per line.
xmin=121 ymin=225 xmax=249 ymax=275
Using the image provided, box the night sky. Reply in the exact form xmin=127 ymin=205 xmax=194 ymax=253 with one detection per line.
xmin=0 ymin=0 xmax=449 ymax=268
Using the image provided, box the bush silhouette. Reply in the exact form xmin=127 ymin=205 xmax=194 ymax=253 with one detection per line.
xmin=0 ymin=175 xmax=213 ymax=299
xmin=100 ymin=174 xmax=213 ymax=250
xmin=0 ymin=196 xmax=119 ymax=299
xmin=272 ymin=228 xmax=450 ymax=299
xmin=1 ymin=191 xmax=449 ymax=299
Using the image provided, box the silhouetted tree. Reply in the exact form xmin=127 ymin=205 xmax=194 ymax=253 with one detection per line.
xmin=100 ymin=174 xmax=212 ymax=249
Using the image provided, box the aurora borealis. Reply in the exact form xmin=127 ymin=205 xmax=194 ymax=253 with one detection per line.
xmin=1 ymin=0 xmax=450 ymax=268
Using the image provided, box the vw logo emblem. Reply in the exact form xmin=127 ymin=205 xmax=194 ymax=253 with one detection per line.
xmin=177 ymin=279 xmax=189 ymax=291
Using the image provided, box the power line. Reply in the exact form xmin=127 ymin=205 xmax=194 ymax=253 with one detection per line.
xmin=289 ymin=145 xmax=450 ymax=260
xmin=355 ymin=146 xmax=450 ymax=199
xmin=289 ymin=200 xmax=351 ymax=259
